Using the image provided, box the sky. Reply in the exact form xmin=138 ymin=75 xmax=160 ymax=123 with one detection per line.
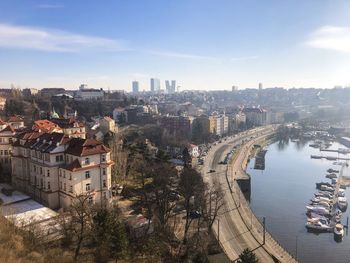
xmin=1 ymin=0 xmax=350 ymax=91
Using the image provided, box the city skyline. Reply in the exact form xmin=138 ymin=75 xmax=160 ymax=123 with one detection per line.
xmin=1 ymin=1 xmax=350 ymax=90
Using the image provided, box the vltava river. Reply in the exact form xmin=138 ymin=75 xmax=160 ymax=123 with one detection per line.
xmin=248 ymin=139 xmax=350 ymax=263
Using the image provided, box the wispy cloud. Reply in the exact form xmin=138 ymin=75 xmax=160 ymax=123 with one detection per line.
xmin=231 ymin=55 xmax=258 ymax=61
xmin=0 ymin=23 xmax=126 ymax=52
xmin=147 ymin=50 xmax=218 ymax=60
xmin=37 ymin=4 xmax=64 ymax=9
xmin=306 ymin=25 xmax=350 ymax=53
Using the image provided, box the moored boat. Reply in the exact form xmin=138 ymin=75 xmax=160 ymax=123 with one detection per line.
xmin=338 ymin=197 xmax=348 ymax=212
xmin=305 ymin=221 xmax=332 ymax=232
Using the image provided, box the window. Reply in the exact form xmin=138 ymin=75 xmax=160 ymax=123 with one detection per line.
xmin=56 ymin=155 xmax=63 ymax=162
xmin=64 ymin=183 xmax=66 ymax=191
xmin=86 ymin=183 xmax=90 ymax=191
xmin=103 ymin=179 xmax=106 ymax=188
xmin=40 ymin=167 xmax=43 ymax=175
xmin=45 ymin=154 xmax=50 ymax=162
xmin=0 ymin=150 xmax=3 ymax=155
xmin=101 ymin=154 xmax=106 ymax=162
xmin=88 ymin=196 xmax=93 ymax=204
xmin=4 ymin=150 xmax=8 ymax=156
xmin=102 ymin=168 xmax=106 ymax=176
xmin=85 ymin=171 xmax=90 ymax=179
xmin=9 ymin=138 xmax=12 ymax=144
xmin=47 ymin=170 xmax=50 ymax=177
xmin=47 ymin=182 xmax=51 ymax=190
xmin=69 ymin=185 xmax=73 ymax=193
xmin=40 ymin=179 xmax=43 ymax=188
xmin=33 ymin=165 xmax=36 ymax=172
xmin=69 ymin=173 xmax=72 ymax=180
xmin=63 ymin=171 xmax=66 ymax=178
xmin=85 ymin=158 xmax=90 ymax=165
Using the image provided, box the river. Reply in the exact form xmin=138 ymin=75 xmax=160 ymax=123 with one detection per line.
xmin=248 ymin=139 xmax=350 ymax=263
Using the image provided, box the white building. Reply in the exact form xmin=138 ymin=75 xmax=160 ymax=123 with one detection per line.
xmin=216 ymin=115 xmax=229 ymax=136
xmin=11 ymin=132 xmax=113 ymax=210
xmin=75 ymin=84 xmax=104 ymax=100
xmin=132 ymin=81 xmax=139 ymax=93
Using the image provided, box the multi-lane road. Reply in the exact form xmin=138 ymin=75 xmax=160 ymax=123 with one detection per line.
xmin=201 ymin=126 xmax=297 ymax=263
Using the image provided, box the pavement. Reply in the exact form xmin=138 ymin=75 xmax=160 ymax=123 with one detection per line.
xmin=201 ymin=126 xmax=297 ymax=263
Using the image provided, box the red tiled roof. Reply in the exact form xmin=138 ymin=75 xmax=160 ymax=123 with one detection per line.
xmin=7 ymin=115 xmax=24 ymax=122
xmin=64 ymin=159 xmax=82 ymax=172
xmin=33 ymin=120 xmax=61 ymax=133
xmin=0 ymin=119 xmax=6 ymax=125
xmin=66 ymin=138 xmax=110 ymax=157
xmin=50 ymin=117 xmax=85 ymax=128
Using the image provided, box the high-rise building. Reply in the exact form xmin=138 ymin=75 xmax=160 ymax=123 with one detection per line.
xmin=132 ymin=81 xmax=139 ymax=93
xmin=165 ymin=80 xmax=176 ymax=94
xmin=150 ymin=78 xmax=160 ymax=92
xmin=259 ymin=82 xmax=263 ymax=90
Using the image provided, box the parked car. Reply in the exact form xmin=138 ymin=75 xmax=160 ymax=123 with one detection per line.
xmin=189 ymin=210 xmax=201 ymax=219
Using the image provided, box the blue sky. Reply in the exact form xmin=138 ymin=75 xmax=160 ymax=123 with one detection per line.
xmin=1 ymin=0 xmax=350 ymax=91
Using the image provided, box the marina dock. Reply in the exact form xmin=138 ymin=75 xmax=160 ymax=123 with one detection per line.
xmin=311 ymin=155 xmax=350 ymax=161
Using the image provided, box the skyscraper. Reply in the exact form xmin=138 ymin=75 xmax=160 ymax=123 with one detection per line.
xmin=132 ymin=81 xmax=139 ymax=93
xmin=165 ymin=80 xmax=176 ymax=94
xmin=150 ymin=78 xmax=160 ymax=92
xmin=259 ymin=82 xmax=263 ymax=90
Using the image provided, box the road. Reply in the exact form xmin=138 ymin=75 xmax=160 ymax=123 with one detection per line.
xmin=202 ymin=126 xmax=297 ymax=263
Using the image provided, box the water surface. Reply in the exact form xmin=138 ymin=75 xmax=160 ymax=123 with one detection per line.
xmin=248 ymin=140 xmax=350 ymax=263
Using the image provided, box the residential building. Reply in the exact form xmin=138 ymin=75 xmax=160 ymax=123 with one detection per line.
xmin=216 ymin=115 xmax=229 ymax=136
xmin=188 ymin=144 xmax=199 ymax=158
xmin=160 ymin=115 xmax=191 ymax=136
xmin=33 ymin=120 xmax=63 ymax=133
xmin=40 ymin=88 xmax=66 ymax=98
xmin=50 ymin=118 xmax=86 ymax=139
xmin=243 ymin=107 xmax=267 ymax=126
xmin=0 ymin=96 xmax=6 ymax=110
xmin=100 ymin=116 xmax=117 ymax=134
xmin=0 ymin=124 xmax=16 ymax=172
xmin=209 ymin=116 xmax=217 ymax=134
xmin=113 ymin=107 xmax=127 ymax=123
xmin=11 ymin=132 xmax=113 ymax=209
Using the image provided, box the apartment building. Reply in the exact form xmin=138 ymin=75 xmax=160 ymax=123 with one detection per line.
xmin=11 ymin=132 xmax=113 ymax=210
xmin=33 ymin=118 xmax=86 ymax=139
xmin=0 ymin=123 xmax=16 ymax=172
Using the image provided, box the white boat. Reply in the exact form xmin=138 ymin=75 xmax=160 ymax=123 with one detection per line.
xmin=306 ymin=206 xmax=330 ymax=215
xmin=314 ymin=191 xmax=333 ymax=199
xmin=305 ymin=221 xmax=332 ymax=232
xmin=307 ymin=212 xmax=329 ymax=221
xmin=311 ymin=196 xmax=331 ymax=202
xmin=320 ymin=185 xmax=335 ymax=192
xmin=334 ymin=224 xmax=344 ymax=241
xmin=307 ymin=217 xmax=329 ymax=225
xmin=310 ymin=201 xmax=331 ymax=209
xmin=338 ymin=197 xmax=348 ymax=211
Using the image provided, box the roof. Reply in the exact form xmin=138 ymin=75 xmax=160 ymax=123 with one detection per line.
xmin=64 ymin=159 xmax=82 ymax=172
xmin=0 ymin=125 xmax=15 ymax=133
xmin=0 ymin=119 xmax=6 ymax=125
xmin=7 ymin=115 xmax=24 ymax=123
xmin=66 ymin=138 xmax=110 ymax=157
xmin=50 ymin=117 xmax=84 ymax=129
xmin=33 ymin=120 xmax=62 ymax=133
xmin=243 ymin=107 xmax=265 ymax=113
xmin=30 ymin=132 xmax=70 ymax=153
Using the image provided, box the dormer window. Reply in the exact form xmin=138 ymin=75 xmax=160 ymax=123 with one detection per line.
xmin=101 ymin=154 xmax=106 ymax=162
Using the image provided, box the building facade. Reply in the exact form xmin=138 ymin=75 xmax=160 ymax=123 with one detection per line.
xmin=11 ymin=132 xmax=113 ymax=210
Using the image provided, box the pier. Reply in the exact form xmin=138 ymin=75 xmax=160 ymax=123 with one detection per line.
xmin=311 ymin=155 xmax=350 ymax=161
xmin=320 ymin=148 xmax=350 ymax=154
